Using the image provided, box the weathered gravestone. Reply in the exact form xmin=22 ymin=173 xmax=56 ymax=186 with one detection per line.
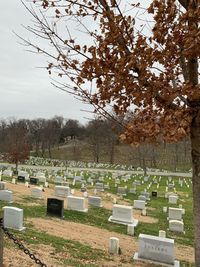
xmin=134 ymin=233 xmax=180 ymax=266
xmin=3 ymin=206 xmax=25 ymax=231
xmin=108 ymin=204 xmax=138 ymax=226
xmin=47 ymin=198 xmax=64 ymax=218
xmin=88 ymin=196 xmax=103 ymax=207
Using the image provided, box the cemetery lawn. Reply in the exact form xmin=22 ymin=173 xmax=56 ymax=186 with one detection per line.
xmin=0 ymin=173 xmax=195 ymax=266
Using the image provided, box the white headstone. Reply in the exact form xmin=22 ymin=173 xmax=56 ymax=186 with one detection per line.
xmin=108 ymin=204 xmax=138 ymax=226
xmin=67 ymin=196 xmax=88 ymax=212
xmin=163 ymin=206 xmax=168 ymax=213
xmin=3 ymin=206 xmax=25 ymax=231
xmin=159 ymin=230 xmax=166 ymax=238
xmin=168 ymin=207 xmax=183 ymax=221
xmin=134 ymin=234 xmax=179 ymax=266
xmin=0 ymin=190 xmax=13 ymax=202
xmin=169 ymin=220 xmax=184 ymax=233
xmin=127 ymin=224 xmax=134 ymax=236
xmin=31 ymin=187 xmax=43 ymax=199
xmin=134 ymin=200 xmax=146 ymax=210
xmin=168 ymin=195 xmax=178 ymax=204
xmin=109 ymin=237 xmax=119 ymax=254
xmin=55 ymin=186 xmax=70 ymax=198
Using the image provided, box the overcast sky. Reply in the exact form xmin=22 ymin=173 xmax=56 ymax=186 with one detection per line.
xmin=0 ymin=0 xmax=94 ymax=124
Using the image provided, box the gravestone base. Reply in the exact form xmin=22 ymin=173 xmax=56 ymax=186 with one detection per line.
xmin=133 ymin=253 xmax=180 ymax=267
xmin=68 ymin=208 xmax=88 ymax=213
xmin=108 ymin=216 xmax=138 ymax=227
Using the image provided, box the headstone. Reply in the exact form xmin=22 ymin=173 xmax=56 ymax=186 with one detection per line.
xmin=55 ymin=175 xmax=65 ymax=184
xmin=88 ymin=196 xmax=103 ymax=207
xmin=169 ymin=220 xmax=184 ymax=233
xmin=117 ymin=187 xmax=127 ymax=196
xmin=81 ymin=187 xmax=87 ymax=192
xmin=44 ymin=182 xmax=49 ymax=188
xmin=138 ymin=195 xmax=147 ymax=201
xmin=47 ymin=198 xmax=64 ymax=218
xmin=134 ymin=234 xmax=180 ymax=266
xmin=3 ymin=170 xmax=13 ymax=177
xmin=0 ymin=190 xmax=13 ymax=202
xmin=18 ymin=171 xmax=29 ymax=180
xmin=74 ymin=176 xmax=82 ymax=182
xmin=31 ymin=187 xmax=43 ymax=199
xmin=127 ymin=224 xmax=135 ymax=236
xmin=152 ymin=191 xmax=157 ymax=197
xmin=108 ymin=204 xmax=138 ymax=226
xmin=141 ymin=191 xmax=150 ymax=199
xmin=71 ymin=189 xmax=75 ymax=195
xmin=169 ymin=195 xmax=178 ymax=204
xmin=3 ymin=206 xmax=25 ymax=231
xmin=142 ymin=208 xmax=147 ymax=216
xmin=17 ymin=176 xmax=25 ymax=183
xmin=129 ymin=188 xmax=136 ymax=194
xmin=0 ymin=182 xmax=6 ymax=190
xmin=55 ymin=186 xmax=70 ymax=198
xmin=159 ymin=230 xmax=166 ymax=238
xmin=168 ymin=183 xmax=174 ymax=189
xmin=163 ymin=207 xmax=168 ymax=213
xmin=109 ymin=237 xmax=119 ymax=254
xmin=168 ymin=208 xmax=183 ymax=221
xmin=67 ymin=196 xmax=88 ymax=212
xmin=134 ymin=200 xmax=146 ymax=210
xmin=95 ymin=182 xmax=104 ymax=192
xmin=29 ymin=177 xmax=39 ymax=185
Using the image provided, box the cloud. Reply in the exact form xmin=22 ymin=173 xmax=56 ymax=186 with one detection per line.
xmin=0 ymin=0 xmax=93 ymax=124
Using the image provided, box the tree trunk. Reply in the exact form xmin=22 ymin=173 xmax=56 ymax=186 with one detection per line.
xmin=15 ymin=161 xmax=18 ymax=172
xmin=109 ymin=138 xmax=115 ymax=164
xmin=191 ymin=110 xmax=200 ymax=267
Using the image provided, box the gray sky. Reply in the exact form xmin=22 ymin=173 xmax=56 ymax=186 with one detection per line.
xmin=0 ymin=0 xmax=94 ymax=124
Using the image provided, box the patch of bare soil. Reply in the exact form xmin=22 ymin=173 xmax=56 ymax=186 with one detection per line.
xmin=3 ymin=245 xmax=62 ymax=267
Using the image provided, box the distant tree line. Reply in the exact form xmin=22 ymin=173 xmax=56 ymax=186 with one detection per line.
xmin=0 ymin=116 xmax=191 ymax=171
